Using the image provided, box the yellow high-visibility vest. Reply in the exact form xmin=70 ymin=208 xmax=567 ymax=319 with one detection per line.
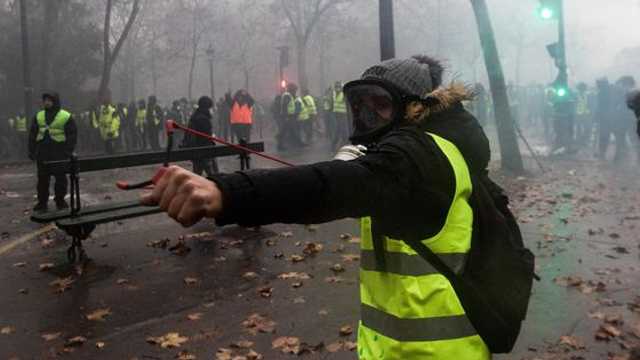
xmin=15 ymin=116 xmax=27 ymax=132
xmin=333 ymin=91 xmax=346 ymax=114
xmin=299 ymin=95 xmax=317 ymax=121
xmin=358 ymin=132 xmax=490 ymax=360
xmin=36 ymin=110 xmax=71 ymax=142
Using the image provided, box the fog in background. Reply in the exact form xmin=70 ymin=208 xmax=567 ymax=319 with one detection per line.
xmin=1 ymin=0 xmax=638 ymax=110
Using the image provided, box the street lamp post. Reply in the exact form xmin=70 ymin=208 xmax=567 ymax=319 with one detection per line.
xmin=206 ymin=45 xmax=215 ymax=101
xmin=378 ymin=0 xmax=395 ymax=61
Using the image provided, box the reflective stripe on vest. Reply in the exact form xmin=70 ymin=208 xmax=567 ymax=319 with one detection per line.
xmin=15 ymin=116 xmax=27 ymax=132
xmin=36 ymin=110 xmax=71 ymax=142
xmin=333 ymin=91 xmax=346 ymax=113
xmin=230 ymin=103 xmax=253 ymax=124
xmin=357 ymin=132 xmax=490 ymax=360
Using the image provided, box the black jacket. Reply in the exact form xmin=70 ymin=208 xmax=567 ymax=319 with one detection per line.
xmin=210 ymin=101 xmax=490 ymax=241
xmin=183 ymin=108 xmax=213 ymax=148
xmin=28 ymin=93 xmax=77 ymax=161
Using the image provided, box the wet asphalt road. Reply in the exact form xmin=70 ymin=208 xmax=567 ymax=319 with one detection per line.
xmin=1 ymin=137 xmax=640 ymax=359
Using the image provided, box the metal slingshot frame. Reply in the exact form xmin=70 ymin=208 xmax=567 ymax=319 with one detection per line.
xmin=31 ymin=120 xmax=272 ymax=263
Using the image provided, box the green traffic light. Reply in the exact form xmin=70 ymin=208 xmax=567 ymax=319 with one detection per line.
xmin=540 ymin=7 xmax=553 ymax=19
xmin=556 ymin=87 xmax=567 ymax=97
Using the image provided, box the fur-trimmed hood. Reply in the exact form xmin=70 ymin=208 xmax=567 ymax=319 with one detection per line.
xmin=420 ymin=84 xmax=490 ymax=173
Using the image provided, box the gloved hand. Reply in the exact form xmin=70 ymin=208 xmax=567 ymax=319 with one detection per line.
xmin=333 ymin=145 xmax=367 ymax=161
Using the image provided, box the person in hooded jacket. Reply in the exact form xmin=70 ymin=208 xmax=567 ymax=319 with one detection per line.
xmin=182 ymin=96 xmax=218 ymax=177
xmin=142 ymin=55 xmax=492 ymax=359
xmin=627 ymin=89 xmax=640 ymax=138
xmin=28 ymin=92 xmax=77 ymax=212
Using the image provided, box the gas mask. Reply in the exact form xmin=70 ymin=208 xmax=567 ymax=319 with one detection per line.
xmin=345 ymin=84 xmax=398 ymax=145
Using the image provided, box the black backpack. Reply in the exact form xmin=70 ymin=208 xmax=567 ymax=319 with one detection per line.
xmin=405 ymin=173 xmax=536 ymax=353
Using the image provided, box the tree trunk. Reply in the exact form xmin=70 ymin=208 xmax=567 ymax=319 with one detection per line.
xmin=39 ymin=0 xmax=59 ymax=91
xmin=470 ymin=0 xmax=524 ymax=172
xmin=98 ymin=0 xmax=140 ymax=103
xmin=151 ymin=34 xmax=158 ymax=95
xmin=19 ymin=0 xmax=34 ymax=118
xmin=187 ymin=40 xmax=197 ymax=100
xmin=296 ymin=36 xmax=308 ymax=91
xmin=243 ymin=68 xmax=250 ymax=92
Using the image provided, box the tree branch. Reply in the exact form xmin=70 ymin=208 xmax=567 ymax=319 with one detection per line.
xmin=281 ymin=0 xmax=300 ymax=37
xmin=111 ymin=0 xmax=141 ymax=67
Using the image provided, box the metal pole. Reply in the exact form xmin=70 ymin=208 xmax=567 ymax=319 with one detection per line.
xmin=209 ymin=58 xmax=215 ymax=100
xmin=19 ymin=0 xmax=34 ymax=119
xmin=558 ymin=0 xmax=567 ymax=88
xmin=378 ymin=0 xmax=395 ymax=61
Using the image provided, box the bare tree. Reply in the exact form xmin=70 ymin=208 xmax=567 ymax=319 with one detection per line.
xmin=19 ymin=0 xmax=33 ymax=118
xmin=98 ymin=0 xmax=141 ymax=103
xmin=280 ymin=0 xmax=348 ymax=91
xmin=39 ymin=0 xmax=61 ymax=91
xmin=471 ymin=0 xmax=523 ymax=172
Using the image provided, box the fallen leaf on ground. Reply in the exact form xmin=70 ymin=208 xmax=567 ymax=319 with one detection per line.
xmin=242 ymin=272 xmax=258 ymax=280
xmin=554 ymin=275 xmax=583 ymax=287
xmin=272 ymin=336 xmax=301 ymax=354
xmin=348 ymin=237 xmax=361 ymax=244
xmin=242 ymin=314 xmax=276 ymax=335
xmin=339 ymin=233 xmax=352 ymax=240
xmin=187 ymin=313 xmax=203 ymax=321
xmin=1 ymin=326 xmax=15 ymax=335
xmin=231 ymin=340 xmax=254 ymax=349
xmin=318 ymin=309 xmax=329 ymax=316
xmin=65 ymin=336 xmax=86 ymax=347
xmin=49 ymin=276 xmax=74 ymax=293
xmin=41 ymin=332 xmax=61 ymax=341
xmin=341 ymin=254 xmax=360 ymax=262
xmin=339 ymin=325 xmax=353 ymax=336
xmin=326 ymin=341 xmax=343 ymax=352
xmin=302 ymin=242 xmax=323 ymax=256
xmin=12 ymin=262 xmax=26 ymax=267
xmin=86 ymin=308 xmax=111 ymax=321
xmin=169 ymin=241 xmax=191 ymax=256
xmin=290 ymin=255 xmax=305 ymax=263
xmin=215 ymin=348 xmax=233 ymax=360
xmin=631 ymin=322 xmax=640 ymax=338
xmin=146 ymin=332 xmax=188 ymax=348
xmin=293 ymin=297 xmax=305 ymax=304
xmin=246 ymin=349 xmax=263 ymax=360
xmin=116 ymin=278 xmax=129 ymax=285
xmin=147 ymin=238 xmax=170 ymax=249
xmin=280 ymin=231 xmax=293 ymax=238
xmin=39 ymin=263 xmax=54 ymax=271
xmin=95 ymin=341 xmax=105 ymax=349
xmin=257 ymin=286 xmax=273 ymax=298
xmin=331 ymin=263 xmax=345 ymax=273
xmin=559 ymin=335 xmax=585 ymax=349
xmin=291 ymin=282 xmax=303 ymax=288
xmin=305 ymin=225 xmax=319 ymax=232
xmin=277 ymin=272 xmax=310 ymax=280
xmin=325 ymin=276 xmax=344 ymax=283
xmin=175 ymin=350 xmax=195 ymax=359
xmin=344 ymin=341 xmax=357 ymax=351
xmin=184 ymin=277 xmax=199 ymax=285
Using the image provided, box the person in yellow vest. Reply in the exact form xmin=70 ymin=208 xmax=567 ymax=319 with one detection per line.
xmin=136 ymin=99 xmax=147 ymax=150
xmin=299 ymin=88 xmax=317 ymax=144
xmin=141 ymin=56 xmax=493 ymax=359
xmin=146 ymin=95 xmax=163 ymax=151
xmin=98 ymin=101 xmax=120 ymax=154
xmin=332 ymin=80 xmax=348 ymax=149
xmin=278 ymin=83 xmax=305 ymax=150
xmin=11 ymin=112 xmax=28 ymax=159
xmin=28 ymin=92 xmax=77 ymax=213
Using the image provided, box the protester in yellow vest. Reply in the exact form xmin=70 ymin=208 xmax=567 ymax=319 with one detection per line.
xmin=299 ymin=89 xmax=317 ymax=143
xmin=332 ymin=81 xmax=349 ymax=149
xmin=141 ymin=56 xmax=495 ymax=359
xmin=98 ymin=101 xmax=120 ymax=154
xmin=28 ymin=92 xmax=77 ymax=213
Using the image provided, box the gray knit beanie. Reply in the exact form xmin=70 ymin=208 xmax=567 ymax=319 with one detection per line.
xmin=360 ymin=58 xmax=434 ymax=98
